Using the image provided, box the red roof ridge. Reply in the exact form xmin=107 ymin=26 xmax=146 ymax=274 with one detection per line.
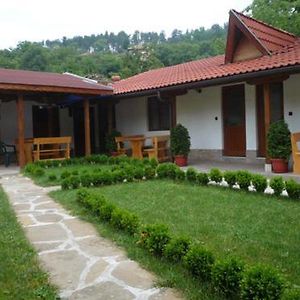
xmin=232 ymin=9 xmax=297 ymax=38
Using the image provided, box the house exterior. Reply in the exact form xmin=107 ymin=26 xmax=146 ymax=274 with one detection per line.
xmin=112 ymin=10 xmax=300 ymax=168
xmin=0 ymin=10 xmax=299 ymax=169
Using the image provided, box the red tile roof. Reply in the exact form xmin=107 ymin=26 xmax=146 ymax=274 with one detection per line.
xmin=0 ymin=69 xmax=112 ymax=94
xmin=235 ymin=10 xmax=297 ymax=53
xmin=114 ymin=12 xmax=300 ymax=96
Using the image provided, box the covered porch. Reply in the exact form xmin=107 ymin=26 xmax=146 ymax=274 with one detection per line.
xmin=0 ymin=69 xmax=113 ymax=167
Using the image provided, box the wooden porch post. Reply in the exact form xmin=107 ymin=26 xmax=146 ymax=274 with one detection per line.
xmin=84 ymin=98 xmax=91 ymax=156
xmin=263 ymin=83 xmax=271 ymax=164
xmin=108 ymin=103 xmax=113 ymax=134
xmin=17 ymin=94 xmax=25 ymax=167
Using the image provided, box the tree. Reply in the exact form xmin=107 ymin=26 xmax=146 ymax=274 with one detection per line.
xmin=246 ymin=0 xmax=300 ymax=35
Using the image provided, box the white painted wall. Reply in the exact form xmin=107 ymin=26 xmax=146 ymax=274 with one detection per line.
xmin=284 ymin=74 xmax=300 ymax=133
xmin=245 ymin=84 xmax=257 ymax=150
xmin=177 ymin=88 xmax=222 ymax=149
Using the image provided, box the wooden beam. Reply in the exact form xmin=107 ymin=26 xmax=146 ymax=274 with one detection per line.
xmin=84 ymin=98 xmax=91 ymax=156
xmin=263 ymin=83 xmax=271 ymax=163
xmin=16 ymin=94 xmax=25 ymax=167
xmin=247 ymin=74 xmax=289 ymax=85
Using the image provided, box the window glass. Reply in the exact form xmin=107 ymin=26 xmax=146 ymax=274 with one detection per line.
xmin=148 ymin=97 xmax=171 ymax=131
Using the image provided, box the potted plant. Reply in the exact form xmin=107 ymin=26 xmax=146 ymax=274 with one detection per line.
xmin=267 ymin=120 xmax=291 ymax=173
xmin=105 ymin=130 xmax=122 ymax=156
xmin=170 ymin=123 xmax=191 ymax=167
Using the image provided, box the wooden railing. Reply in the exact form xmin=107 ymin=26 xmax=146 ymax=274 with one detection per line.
xmin=33 ymin=136 xmax=71 ymax=162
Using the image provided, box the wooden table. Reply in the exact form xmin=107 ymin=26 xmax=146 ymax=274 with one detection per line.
xmin=126 ymin=136 xmax=146 ymax=159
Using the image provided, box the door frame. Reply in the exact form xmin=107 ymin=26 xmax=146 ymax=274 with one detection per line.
xmin=222 ymin=84 xmax=246 ymax=157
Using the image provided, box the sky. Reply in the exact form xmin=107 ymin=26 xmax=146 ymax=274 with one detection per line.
xmin=1 ymin=0 xmax=252 ymax=50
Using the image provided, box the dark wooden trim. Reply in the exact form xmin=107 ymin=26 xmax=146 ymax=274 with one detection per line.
xmin=0 ymin=83 xmax=113 ymax=96
xmin=247 ymin=74 xmax=290 ymax=85
xmin=84 ymin=99 xmax=91 ymax=156
xmin=16 ymin=94 xmax=25 ymax=167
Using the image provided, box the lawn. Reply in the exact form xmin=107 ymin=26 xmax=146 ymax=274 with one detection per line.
xmin=0 ymin=187 xmax=57 ymax=299
xmin=52 ymin=180 xmax=300 ymax=288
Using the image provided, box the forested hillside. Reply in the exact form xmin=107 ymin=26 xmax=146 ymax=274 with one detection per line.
xmin=0 ymin=0 xmax=298 ymax=80
xmin=0 ymin=25 xmax=227 ymax=80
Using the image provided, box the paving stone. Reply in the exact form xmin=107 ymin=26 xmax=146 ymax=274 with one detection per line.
xmin=13 ymin=203 xmax=31 ymax=211
xmin=26 ymin=224 xmax=67 ymax=242
xmin=39 ymin=250 xmax=87 ymax=290
xmin=149 ymin=288 xmax=182 ymax=300
xmin=112 ymin=260 xmax=155 ymax=289
xmin=17 ymin=214 xmax=35 ymax=226
xmin=34 ymin=241 xmax=65 ymax=252
xmin=69 ymin=281 xmax=135 ymax=300
xmin=85 ymin=259 xmax=109 ymax=285
xmin=63 ymin=218 xmax=98 ymax=237
xmin=35 ymin=201 xmax=62 ymax=210
xmin=35 ymin=213 xmax=63 ymax=223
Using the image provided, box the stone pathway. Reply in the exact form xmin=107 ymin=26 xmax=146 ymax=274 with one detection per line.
xmin=0 ymin=174 xmax=182 ymax=300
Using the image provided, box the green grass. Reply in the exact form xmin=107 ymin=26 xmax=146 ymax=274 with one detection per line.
xmin=26 ymin=164 xmax=111 ymax=187
xmin=0 ymin=187 xmax=57 ymax=300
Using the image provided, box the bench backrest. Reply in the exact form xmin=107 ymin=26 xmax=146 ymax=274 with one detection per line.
xmin=152 ymin=135 xmax=170 ymax=161
xmin=291 ymin=132 xmax=300 ymax=153
xmin=33 ymin=137 xmax=72 ymax=146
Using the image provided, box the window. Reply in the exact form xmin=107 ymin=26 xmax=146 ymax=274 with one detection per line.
xmin=148 ymin=96 xmax=173 ymax=131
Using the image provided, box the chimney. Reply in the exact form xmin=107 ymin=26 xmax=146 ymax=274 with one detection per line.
xmin=111 ymin=75 xmax=121 ymax=82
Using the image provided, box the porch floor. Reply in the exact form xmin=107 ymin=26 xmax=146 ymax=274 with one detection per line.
xmin=186 ymin=159 xmax=300 ymax=183
xmin=0 ymin=164 xmax=20 ymax=177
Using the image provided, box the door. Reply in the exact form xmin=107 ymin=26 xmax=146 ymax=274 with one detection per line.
xmin=256 ymin=82 xmax=284 ymax=157
xmin=73 ymin=105 xmax=95 ymax=156
xmin=32 ymin=106 xmax=60 ymax=138
xmin=222 ymin=84 xmax=246 ymax=157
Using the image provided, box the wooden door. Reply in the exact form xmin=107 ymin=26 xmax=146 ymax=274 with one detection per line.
xmin=32 ymin=106 xmax=60 ymax=138
xmin=222 ymin=84 xmax=246 ymax=157
xmin=73 ymin=105 xmax=95 ymax=156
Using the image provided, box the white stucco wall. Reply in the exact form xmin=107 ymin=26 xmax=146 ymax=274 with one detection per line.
xmin=284 ymin=74 xmax=300 ymax=133
xmin=245 ymin=84 xmax=257 ymax=151
xmin=177 ymin=88 xmax=222 ymax=149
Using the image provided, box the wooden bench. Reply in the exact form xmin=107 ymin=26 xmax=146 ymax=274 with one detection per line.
xmin=143 ymin=135 xmax=170 ymax=162
xmin=33 ymin=137 xmax=71 ymax=162
xmin=115 ymin=135 xmax=144 ymax=156
xmin=291 ymin=132 xmax=300 ymax=174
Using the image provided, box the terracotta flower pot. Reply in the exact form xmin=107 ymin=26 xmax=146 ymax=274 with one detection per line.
xmin=174 ymin=155 xmax=188 ymax=167
xmin=111 ymin=151 xmax=119 ymax=157
xmin=271 ymin=158 xmax=288 ymax=173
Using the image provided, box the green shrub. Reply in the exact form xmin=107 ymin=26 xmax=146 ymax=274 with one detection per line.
xmin=212 ymin=257 xmax=244 ymax=297
xmin=110 ymin=208 xmax=140 ymax=234
xmin=170 ymin=123 xmax=191 ymax=157
xmin=72 ymin=170 xmax=79 ymax=176
xmin=283 ymin=289 xmax=300 ymax=300
xmin=61 ymin=170 xmax=71 ymax=179
xmin=24 ymin=163 xmax=35 ymax=174
xmin=144 ymin=166 xmax=156 ymax=179
xmin=105 ymin=130 xmax=121 ymax=153
xmin=252 ymin=174 xmax=268 ymax=193
xmin=139 ymin=224 xmax=171 ymax=256
xmin=164 ymin=236 xmax=191 ymax=262
xmin=184 ymin=245 xmax=215 ymax=280
xmin=48 ymin=174 xmax=57 ymax=181
xmin=61 ymin=178 xmax=70 ymax=190
xmin=132 ymin=167 xmax=145 ymax=180
xmin=69 ymin=175 xmax=80 ymax=189
xmin=80 ymin=174 xmax=92 ymax=187
xmin=197 ymin=172 xmax=209 ymax=185
xmin=224 ymin=171 xmax=237 ymax=187
xmin=77 ymin=188 xmax=90 ymax=204
xmin=112 ymin=169 xmax=127 ymax=183
xmin=209 ymin=168 xmax=223 ymax=183
xmin=175 ymin=168 xmax=186 ymax=181
xmin=156 ymin=163 xmax=178 ymax=179
xmin=236 ymin=170 xmax=252 ymax=191
xmin=270 ymin=176 xmax=285 ymax=197
xmin=285 ymin=179 xmax=300 ymax=199
xmin=33 ymin=167 xmax=45 ymax=177
xmin=85 ymin=194 xmax=103 ymax=212
xmin=186 ymin=167 xmax=198 ymax=183
xmin=241 ymin=265 xmax=284 ymax=300
xmin=99 ymin=203 xmax=117 ymax=222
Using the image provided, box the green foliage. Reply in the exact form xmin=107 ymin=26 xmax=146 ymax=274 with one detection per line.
xmin=170 ymin=124 xmax=191 ymax=156
xmin=224 ymin=170 xmax=237 ymax=187
xmin=251 ymin=174 xmax=268 ymax=193
xmin=267 ymin=120 xmax=291 ymax=160
xmin=212 ymin=257 xmax=244 ymax=297
xmin=241 ymin=265 xmax=284 ymax=300
xmin=186 ymin=167 xmax=198 ymax=182
xmin=270 ymin=176 xmax=285 ymax=197
xmin=283 ymin=289 xmax=300 ymax=300
xmin=33 ymin=167 xmax=45 ymax=177
xmin=48 ymin=174 xmax=57 ymax=181
xmin=110 ymin=208 xmax=140 ymax=234
xmin=236 ymin=170 xmax=252 ymax=191
xmin=285 ymin=179 xmax=300 ymax=199
xmin=61 ymin=170 xmax=71 ymax=179
xmin=175 ymin=168 xmax=186 ymax=181
xmin=105 ymin=130 xmax=122 ymax=153
xmin=184 ymin=245 xmax=215 ymax=280
xmin=209 ymin=168 xmax=223 ymax=183
xmin=156 ymin=163 xmax=179 ymax=179
xmin=139 ymin=224 xmax=171 ymax=256
xmin=164 ymin=236 xmax=191 ymax=262
xmin=197 ymin=172 xmax=209 ymax=185
xmin=99 ymin=203 xmax=117 ymax=222
xmin=247 ymin=0 xmax=300 ymax=35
